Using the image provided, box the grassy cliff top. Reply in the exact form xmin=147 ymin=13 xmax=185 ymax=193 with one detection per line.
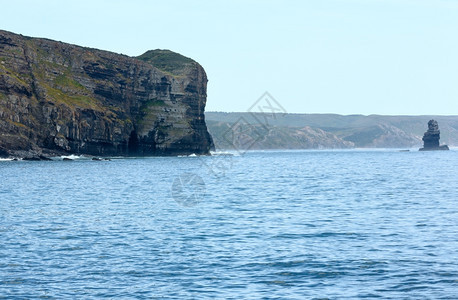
xmin=137 ymin=49 xmax=197 ymax=77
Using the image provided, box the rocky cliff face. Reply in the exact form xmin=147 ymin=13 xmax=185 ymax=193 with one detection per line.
xmin=341 ymin=124 xmax=421 ymax=148
xmin=0 ymin=30 xmax=213 ymax=158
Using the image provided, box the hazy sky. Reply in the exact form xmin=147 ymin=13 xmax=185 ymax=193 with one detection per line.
xmin=2 ymin=0 xmax=458 ymax=115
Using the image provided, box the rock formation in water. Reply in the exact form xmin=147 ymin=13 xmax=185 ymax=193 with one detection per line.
xmin=0 ymin=29 xmax=213 ymax=159
xmin=419 ymin=120 xmax=449 ymax=151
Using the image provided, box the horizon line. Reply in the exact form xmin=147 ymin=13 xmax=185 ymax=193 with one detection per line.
xmin=205 ymin=111 xmax=458 ymax=117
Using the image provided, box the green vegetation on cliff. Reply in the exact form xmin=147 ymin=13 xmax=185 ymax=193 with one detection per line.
xmin=137 ymin=49 xmax=197 ymax=77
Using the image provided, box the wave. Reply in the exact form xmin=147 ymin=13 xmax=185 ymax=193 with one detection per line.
xmin=210 ymin=150 xmax=238 ymax=156
xmin=177 ymin=153 xmax=199 ymax=158
xmin=58 ymin=154 xmax=90 ymax=161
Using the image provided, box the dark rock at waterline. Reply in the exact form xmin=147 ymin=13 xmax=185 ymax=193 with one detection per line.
xmin=0 ymin=29 xmax=213 ymax=158
xmin=62 ymin=158 xmax=73 ymax=161
xmin=419 ymin=120 xmax=449 ymax=151
xmin=22 ymin=157 xmax=41 ymax=161
xmin=22 ymin=155 xmax=52 ymax=161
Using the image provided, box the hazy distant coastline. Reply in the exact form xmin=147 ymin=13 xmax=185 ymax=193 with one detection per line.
xmin=206 ymin=112 xmax=458 ymax=150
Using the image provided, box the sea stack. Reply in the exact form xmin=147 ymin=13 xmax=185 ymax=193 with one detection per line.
xmin=419 ymin=120 xmax=449 ymax=151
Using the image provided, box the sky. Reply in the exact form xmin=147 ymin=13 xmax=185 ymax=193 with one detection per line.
xmin=1 ymin=0 xmax=458 ymax=115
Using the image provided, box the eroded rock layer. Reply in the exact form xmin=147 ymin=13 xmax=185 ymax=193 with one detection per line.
xmin=419 ymin=120 xmax=449 ymax=151
xmin=0 ymin=30 xmax=213 ymax=158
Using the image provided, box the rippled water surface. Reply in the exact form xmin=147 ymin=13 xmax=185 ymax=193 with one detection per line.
xmin=1 ymin=150 xmax=458 ymax=299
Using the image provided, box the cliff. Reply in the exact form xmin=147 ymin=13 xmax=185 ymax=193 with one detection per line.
xmin=0 ymin=30 xmax=213 ymax=158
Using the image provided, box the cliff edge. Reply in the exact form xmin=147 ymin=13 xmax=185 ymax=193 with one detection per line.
xmin=0 ymin=30 xmax=213 ymax=158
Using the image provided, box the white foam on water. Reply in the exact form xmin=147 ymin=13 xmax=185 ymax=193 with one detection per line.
xmin=59 ymin=154 xmax=88 ymax=160
xmin=210 ymin=151 xmax=232 ymax=156
xmin=178 ymin=153 xmax=199 ymax=157
xmin=211 ymin=150 xmax=240 ymax=156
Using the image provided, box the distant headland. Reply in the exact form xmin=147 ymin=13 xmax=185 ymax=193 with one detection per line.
xmin=205 ymin=112 xmax=457 ymax=150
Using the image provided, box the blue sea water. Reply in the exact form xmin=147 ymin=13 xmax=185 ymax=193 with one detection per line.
xmin=1 ymin=149 xmax=457 ymax=299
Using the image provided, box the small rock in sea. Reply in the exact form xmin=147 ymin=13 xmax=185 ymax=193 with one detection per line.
xmin=63 ymin=158 xmax=73 ymax=161
xmin=419 ymin=120 xmax=449 ymax=151
xmin=23 ymin=157 xmax=41 ymax=161
xmin=92 ymin=157 xmax=102 ymax=161
xmin=21 ymin=154 xmax=51 ymax=161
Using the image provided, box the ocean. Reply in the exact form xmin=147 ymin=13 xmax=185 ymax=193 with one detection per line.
xmin=1 ymin=149 xmax=457 ymax=299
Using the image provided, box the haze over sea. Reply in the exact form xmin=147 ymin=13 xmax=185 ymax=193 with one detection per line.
xmin=1 ymin=149 xmax=457 ymax=299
